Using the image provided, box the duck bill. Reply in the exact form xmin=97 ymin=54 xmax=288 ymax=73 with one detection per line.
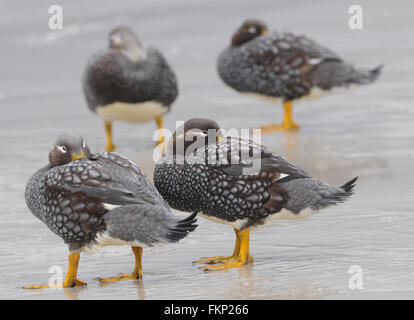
xmin=72 ymin=151 xmax=85 ymax=161
xmin=216 ymin=129 xmax=225 ymax=142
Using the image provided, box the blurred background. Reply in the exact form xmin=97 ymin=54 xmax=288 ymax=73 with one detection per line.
xmin=0 ymin=0 xmax=413 ymax=299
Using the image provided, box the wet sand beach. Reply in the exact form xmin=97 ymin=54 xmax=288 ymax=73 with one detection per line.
xmin=0 ymin=0 xmax=413 ymax=299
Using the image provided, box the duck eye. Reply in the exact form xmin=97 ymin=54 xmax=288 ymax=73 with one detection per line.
xmin=56 ymin=146 xmax=67 ymax=153
xmin=248 ymin=26 xmax=257 ymax=33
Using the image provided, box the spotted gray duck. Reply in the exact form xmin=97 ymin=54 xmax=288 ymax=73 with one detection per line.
xmin=154 ymin=118 xmax=357 ymax=271
xmin=24 ymin=131 xmax=196 ymax=288
xmin=217 ymin=19 xmax=382 ymax=132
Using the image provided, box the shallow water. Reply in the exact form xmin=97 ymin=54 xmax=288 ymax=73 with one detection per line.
xmin=1 ymin=0 xmax=414 ymax=299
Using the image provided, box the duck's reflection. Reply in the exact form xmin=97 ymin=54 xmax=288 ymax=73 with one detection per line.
xmin=282 ymin=130 xmax=299 ymax=161
xmin=97 ymin=278 xmax=146 ymax=300
xmin=132 ymin=279 xmax=146 ymax=300
xmin=63 ymin=286 xmax=87 ymax=300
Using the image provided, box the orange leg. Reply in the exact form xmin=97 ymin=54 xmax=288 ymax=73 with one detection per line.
xmin=24 ymin=253 xmax=86 ymax=289
xmin=155 ymin=116 xmax=165 ymax=147
xmin=99 ymin=246 xmax=143 ymax=283
xmin=194 ymin=229 xmax=242 ymax=264
xmin=105 ymin=121 xmax=117 ymax=152
xmin=200 ymin=229 xmax=253 ymax=271
xmin=259 ymin=101 xmax=299 ymax=133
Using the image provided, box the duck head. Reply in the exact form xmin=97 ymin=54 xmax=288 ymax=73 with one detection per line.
xmin=166 ymin=118 xmax=224 ymax=157
xmin=48 ymin=131 xmax=91 ymax=167
xmin=108 ymin=26 xmax=147 ymax=62
xmin=231 ymin=19 xmax=268 ymax=47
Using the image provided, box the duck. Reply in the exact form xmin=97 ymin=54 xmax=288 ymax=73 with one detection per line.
xmin=83 ymin=26 xmax=178 ymax=151
xmin=24 ymin=131 xmax=197 ymax=288
xmin=153 ymin=118 xmax=357 ymax=271
xmin=217 ymin=19 xmax=382 ymax=132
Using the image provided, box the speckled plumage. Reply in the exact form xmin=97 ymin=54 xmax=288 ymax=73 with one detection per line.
xmin=154 ymin=126 xmax=357 ymax=229
xmin=25 ymin=151 xmax=196 ymax=252
xmin=218 ymin=30 xmax=382 ymax=100
xmin=83 ymin=46 xmax=178 ymax=112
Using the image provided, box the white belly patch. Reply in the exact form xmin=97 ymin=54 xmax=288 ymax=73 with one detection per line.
xmin=81 ymin=229 xmax=164 ymax=254
xmin=251 ymin=208 xmax=319 ymax=231
xmin=245 ymin=92 xmax=283 ymax=103
xmin=272 ymin=208 xmax=318 ymax=220
xmin=96 ymin=101 xmax=168 ymax=123
xmin=198 ymin=212 xmax=248 ymax=230
xmin=298 ymin=87 xmax=350 ymax=102
xmin=198 ymin=208 xmax=319 ymax=231
xmin=246 ymin=86 xmax=354 ymax=104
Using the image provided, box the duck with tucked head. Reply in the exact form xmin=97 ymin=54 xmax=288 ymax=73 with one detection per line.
xmin=217 ymin=19 xmax=382 ymax=132
xmin=154 ymin=118 xmax=357 ymax=271
xmin=24 ymin=131 xmax=197 ymax=288
xmin=83 ymin=26 xmax=178 ymax=151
